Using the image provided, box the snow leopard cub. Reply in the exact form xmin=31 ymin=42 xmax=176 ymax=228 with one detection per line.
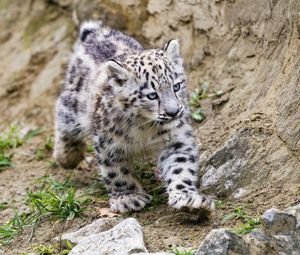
xmin=53 ymin=21 xmax=214 ymax=213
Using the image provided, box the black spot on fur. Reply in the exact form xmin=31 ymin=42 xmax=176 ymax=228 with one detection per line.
xmin=176 ymin=184 xmax=185 ymax=190
xmin=104 ymin=178 xmax=111 ymax=185
xmin=170 ymin=142 xmax=184 ymax=150
xmin=108 ymin=172 xmax=117 ymax=179
xmin=189 ymin=155 xmax=195 ymax=163
xmin=120 ymin=166 xmax=130 ymax=175
xmin=103 ymin=159 xmax=112 ymax=167
xmin=115 ymin=129 xmax=124 ymax=136
xmin=188 ymin=168 xmax=195 ymax=175
xmin=176 ymin=120 xmax=184 ymax=128
xmin=175 ymin=157 xmax=187 ymax=163
xmin=130 ymin=97 xmax=137 ymax=104
xmin=102 ymin=84 xmax=113 ymax=94
xmin=173 ymin=168 xmax=183 ymax=174
xmin=115 ymin=181 xmax=127 ymax=187
xmin=183 ymin=179 xmax=192 ymax=186
xmin=81 ymin=29 xmax=93 ymax=42
xmin=185 ymin=131 xmax=193 ymax=137
xmin=159 ymin=153 xmax=168 ymax=162
xmin=133 ymin=200 xmax=140 ymax=207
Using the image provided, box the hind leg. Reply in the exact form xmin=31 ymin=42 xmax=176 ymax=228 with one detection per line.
xmin=53 ymin=94 xmax=86 ymax=169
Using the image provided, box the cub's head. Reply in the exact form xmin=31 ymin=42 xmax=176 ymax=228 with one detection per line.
xmin=106 ymin=39 xmax=188 ymax=124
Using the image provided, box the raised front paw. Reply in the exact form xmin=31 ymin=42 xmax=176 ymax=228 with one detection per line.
xmin=168 ymin=192 xmax=214 ymax=212
xmin=109 ymin=191 xmax=152 ymax=213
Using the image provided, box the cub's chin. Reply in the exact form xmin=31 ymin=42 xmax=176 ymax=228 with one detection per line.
xmin=157 ymin=118 xmax=181 ymax=129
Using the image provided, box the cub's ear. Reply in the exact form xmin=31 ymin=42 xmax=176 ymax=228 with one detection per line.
xmin=106 ymin=60 xmax=129 ymax=85
xmin=163 ymin=39 xmax=181 ymax=61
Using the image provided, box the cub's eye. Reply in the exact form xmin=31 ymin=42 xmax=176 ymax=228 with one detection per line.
xmin=146 ymin=92 xmax=158 ymax=100
xmin=173 ymin=83 xmax=181 ymax=92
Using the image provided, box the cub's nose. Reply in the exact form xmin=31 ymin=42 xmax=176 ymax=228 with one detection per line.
xmin=165 ymin=106 xmax=180 ymax=118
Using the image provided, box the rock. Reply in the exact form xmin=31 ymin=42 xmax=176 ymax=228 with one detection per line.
xmin=68 ymin=218 xmax=147 ymax=255
xmin=246 ymin=228 xmax=300 ymax=255
xmin=196 ymin=229 xmax=249 ymax=255
xmin=239 ymin=205 xmax=300 ymax=255
xmin=199 ymin=129 xmax=268 ymax=197
xmin=286 ymin=204 xmax=300 ymax=225
xmin=57 ymin=218 xmax=121 ymax=244
xmin=262 ymin=208 xmax=297 ymax=235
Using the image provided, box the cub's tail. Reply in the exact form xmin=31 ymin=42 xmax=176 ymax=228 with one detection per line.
xmin=78 ymin=20 xmax=103 ymax=42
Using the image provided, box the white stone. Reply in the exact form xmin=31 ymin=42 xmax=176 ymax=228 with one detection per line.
xmin=68 ymin=218 xmax=147 ymax=255
xmin=58 ymin=218 xmax=121 ymax=244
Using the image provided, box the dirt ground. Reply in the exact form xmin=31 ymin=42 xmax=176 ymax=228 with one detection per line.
xmin=0 ymin=0 xmax=299 ymax=254
xmin=0 ymin=125 xmax=296 ymax=254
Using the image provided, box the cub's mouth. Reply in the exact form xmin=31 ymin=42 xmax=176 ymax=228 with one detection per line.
xmin=157 ymin=108 xmax=184 ymax=125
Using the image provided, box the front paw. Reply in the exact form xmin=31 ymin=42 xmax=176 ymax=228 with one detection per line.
xmin=168 ymin=192 xmax=214 ymax=212
xmin=109 ymin=191 xmax=152 ymax=213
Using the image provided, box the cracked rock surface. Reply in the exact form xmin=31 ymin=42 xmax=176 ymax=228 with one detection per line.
xmin=67 ymin=218 xmax=148 ymax=255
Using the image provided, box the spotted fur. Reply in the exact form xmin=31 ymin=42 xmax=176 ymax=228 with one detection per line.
xmin=53 ymin=21 xmax=214 ymax=213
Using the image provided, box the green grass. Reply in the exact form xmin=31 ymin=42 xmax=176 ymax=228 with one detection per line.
xmin=222 ymin=206 xmax=261 ymax=235
xmin=32 ymin=241 xmax=73 ymax=255
xmin=0 ymin=202 xmax=8 ymax=211
xmin=214 ymin=200 xmax=224 ymax=209
xmin=34 ymin=149 xmax=45 ymax=160
xmin=0 ymin=125 xmax=23 ymax=170
xmin=86 ymin=144 xmax=94 ymax=153
xmin=34 ymin=135 xmax=54 ymax=161
xmin=0 ymin=212 xmax=27 ymax=245
xmin=0 ymin=125 xmax=43 ymax=170
xmin=172 ymin=247 xmax=195 ymax=255
xmin=27 ymin=177 xmax=88 ymax=221
xmin=189 ymin=82 xmax=223 ymax=122
xmin=33 ymin=244 xmax=54 ymax=255
xmin=44 ymin=136 xmax=54 ymax=151
xmin=0 ymin=177 xmax=89 ymax=246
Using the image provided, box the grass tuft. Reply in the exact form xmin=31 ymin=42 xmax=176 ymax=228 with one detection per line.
xmin=32 ymin=241 xmax=73 ymax=255
xmin=34 ymin=135 xmax=54 ymax=161
xmin=26 ymin=178 xmax=88 ymax=221
xmin=189 ymin=81 xmax=223 ymax=122
xmin=172 ymin=247 xmax=195 ymax=255
xmin=0 ymin=202 xmax=8 ymax=211
xmin=0 ymin=125 xmax=23 ymax=170
xmin=0 ymin=212 xmax=27 ymax=245
xmin=0 ymin=125 xmax=43 ymax=170
xmin=0 ymin=177 xmax=89 ymax=246
xmin=222 ymin=206 xmax=261 ymax=235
